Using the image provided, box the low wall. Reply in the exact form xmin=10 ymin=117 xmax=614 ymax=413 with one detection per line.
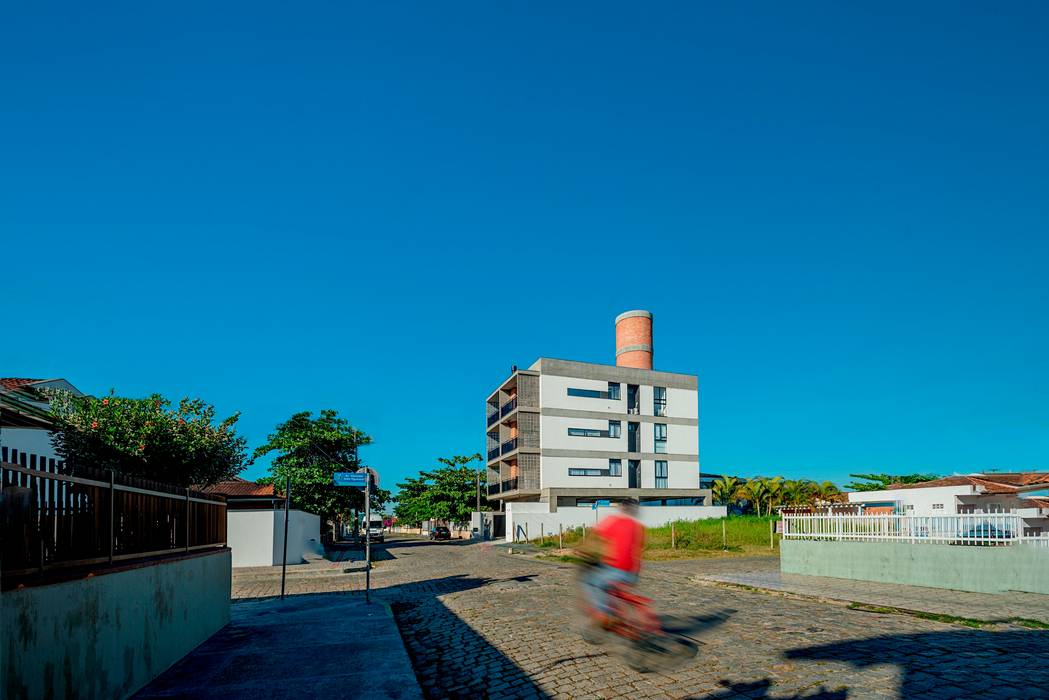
xmin=781 ymin=540 xmax=1049 ymax=594
xmin=228 ymin=509 xmax=322 ymax=567
xmin=1 ymin=549 xmax=231 ymax=699
xmin=505 ymin=503 xmax=727 ymax=542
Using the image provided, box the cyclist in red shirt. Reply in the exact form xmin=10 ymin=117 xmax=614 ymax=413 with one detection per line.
xmin=581 ymin=499 xmax=645 ymax=625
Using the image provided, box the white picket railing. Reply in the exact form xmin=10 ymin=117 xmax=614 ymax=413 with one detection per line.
xmin=782 ymin=513 xmax=1048 ymax=547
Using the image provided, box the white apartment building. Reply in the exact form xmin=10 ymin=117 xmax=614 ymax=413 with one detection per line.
xmin=481 ymin=312 xmax=724 ymax=540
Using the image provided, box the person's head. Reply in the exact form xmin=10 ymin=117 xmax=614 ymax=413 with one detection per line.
xmin=618 ymin=498 xmax=639 ymax=516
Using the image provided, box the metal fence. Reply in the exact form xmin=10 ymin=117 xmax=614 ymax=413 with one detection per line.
xmin=782 ymin=513 xmax=1048 ymax=546
xmin=1 ymin=455 xmax=227 ymax=583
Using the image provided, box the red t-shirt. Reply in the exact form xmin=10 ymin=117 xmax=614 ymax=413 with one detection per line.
xmin=593 ymin=513 xmax=644 ymax=573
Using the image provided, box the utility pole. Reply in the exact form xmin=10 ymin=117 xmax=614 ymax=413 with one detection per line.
xmin=280 ymin=473 xmax=291 ymax=600
xmin=364 ymin=469 xmax=371 ymax=604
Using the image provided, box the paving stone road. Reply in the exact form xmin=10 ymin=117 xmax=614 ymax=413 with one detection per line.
xmin=232 ymin=537 xmax=1049 ymax=700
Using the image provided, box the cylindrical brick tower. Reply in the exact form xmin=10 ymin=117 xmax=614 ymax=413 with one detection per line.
xmin=615 ymin=310 xmax=653 ymax=369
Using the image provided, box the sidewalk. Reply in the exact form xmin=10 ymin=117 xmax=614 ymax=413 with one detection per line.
xmin=694 ymin=569 xmax=1049 ymax=625
xmin=135 ymin=592 xmax=423 ymax=699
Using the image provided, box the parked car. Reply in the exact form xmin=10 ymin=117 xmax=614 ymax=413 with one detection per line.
xmin=430 ymin=526 xmax=451 ymax=541
xmin=959 ymin=524 xmax=1013 ymax=544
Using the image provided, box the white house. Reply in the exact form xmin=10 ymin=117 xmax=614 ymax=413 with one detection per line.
xmin=0 ymin=378 xmax=85 ymax=468
xmin=846 ymin=472 xmax=1049 ymax=535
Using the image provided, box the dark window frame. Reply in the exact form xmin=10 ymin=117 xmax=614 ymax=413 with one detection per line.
xmin=608 ymin=459 xmax=622 ymax=476
xmin=567 ymin=427 xmax=610 ymax=438
xmin=654 ymin=423 xmax=667 ymax=454
xmin=608 ymin=382 xmax=621 ymax=400
xmin=653 ymin=386 xmax=667 ymax=417
xmin=569 ymin=467 xmax=612 ymax=477
xmin=655 ymin=460 xmax=669 ymax=488
xmin=567 ymin=387 xmax=609 ymax=399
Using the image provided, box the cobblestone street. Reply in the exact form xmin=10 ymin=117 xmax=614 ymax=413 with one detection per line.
xmin=232 ymin=537 xmax=1049 ymax=699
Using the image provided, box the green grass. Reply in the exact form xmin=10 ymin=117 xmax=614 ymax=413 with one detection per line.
xmin=847 ymin=603 xmax=1049 ymax=630
xmin=520 ymin=516 xmax=781 ymax=559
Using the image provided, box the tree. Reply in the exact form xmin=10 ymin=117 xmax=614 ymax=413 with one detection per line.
xmin=253 ymin=410 xmax=373 ymax=528
xmin=392 ymin=475 xmax=431 ymax=527
xmin=436 ymin=453 xmax=485 ymax=512
xmin=845 ymin=473 xmax=940 ymax=492
xmin=811 ymin=480 xmax=843 ymax=505
xmin=711 ymin=476 xmax=743 ymax=506
xmin=46 ymin=389 xmax=248 ymax=487
xmin=742 ymin=478 xmax=769 ymax=516
xmin=392 ymin=454 xmax=489 ymax=527
xmin=782 ymin=479 xmax=815 ymax=507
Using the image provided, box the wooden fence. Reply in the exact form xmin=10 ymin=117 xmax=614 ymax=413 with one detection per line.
xmin=1 ymin=448 xmax=227 ymax=585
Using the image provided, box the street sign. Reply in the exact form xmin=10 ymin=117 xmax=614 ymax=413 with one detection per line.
xmin=333 ymin=471 xmax=368 ymax=488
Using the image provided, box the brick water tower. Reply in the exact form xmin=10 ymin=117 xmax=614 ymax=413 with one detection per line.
xmin=614 ymin=310 xmax=653 ymax=369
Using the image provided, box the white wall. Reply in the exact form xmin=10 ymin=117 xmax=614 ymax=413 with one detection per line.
xmin=504 ymin=501 xmax=726 ymax=542
xmin=1 ymin=426 xmax=61 ymax=461
xmin=847 ymin=486 xmax=972 ymax=516
xmin=540 ymin=374 xmax=622 ymax=411
xmin=227 ymin=509 xmax=321 ymax=567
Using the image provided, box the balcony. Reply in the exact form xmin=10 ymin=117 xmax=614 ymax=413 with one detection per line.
xmin=487 ymin=482 xmax=501 ymax=496
xmin=501 ymin=437 xmax=518 ymax=455
xmin=487 ymin=412 xmax=500 ymax=427
xmin=501 ymin=477 xmax=519 ymax=493
xmin=487 ymin=447 xmax=501 ymax=461
xmin=500 ymin=396 xmax=518 ymax=417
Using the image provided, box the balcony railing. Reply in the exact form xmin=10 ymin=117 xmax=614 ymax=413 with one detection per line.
xmin=487 ymin=412 xmax=500 ymax=427
xmin=487 ymin=482 xmax=501 ymax=496
xmin=501 ymin=437 xmax=518 ymax=454
xmin=500 ymin=396 xmax=518 ymax=417
xmin=487 ymin=447 xmax=501 ymax=461
xmin=501 ymin=477 xmax=519 ymax=493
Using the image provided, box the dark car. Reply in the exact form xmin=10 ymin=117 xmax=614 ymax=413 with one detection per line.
xmin=430 ymin=526 xmax=451 ymax=541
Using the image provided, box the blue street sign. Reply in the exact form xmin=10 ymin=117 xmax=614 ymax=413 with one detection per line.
xmin=333 ymin=471 xmax=368 ymax=488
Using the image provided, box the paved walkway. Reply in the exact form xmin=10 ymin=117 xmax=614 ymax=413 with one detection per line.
xmin=693 ymin=569 xmax=1049 ymax=625
xmin=135 ymin=592 xmax=422 ymax=699
xmin=149 ymin=537 xmax=1049 ymax=699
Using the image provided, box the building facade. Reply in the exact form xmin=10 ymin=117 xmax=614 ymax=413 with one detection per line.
xmin=482 ymin=311 xmax=722 ymax=539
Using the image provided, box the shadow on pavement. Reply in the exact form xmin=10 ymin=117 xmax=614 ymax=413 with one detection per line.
xmin=688 ymin=679 xmax=848 ymax=700
xmin=376 ymin=572 xmax=548 ymax=699
xmin=785 ymin=628 xmax=1049 ymax=699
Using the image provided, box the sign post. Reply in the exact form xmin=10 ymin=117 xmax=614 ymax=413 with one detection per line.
xmin=333 ymin=470 xmax=375 ymax=604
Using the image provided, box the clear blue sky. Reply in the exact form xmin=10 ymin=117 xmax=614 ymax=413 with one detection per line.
xmin=3 ymin=2 xmax=1047 ymax=492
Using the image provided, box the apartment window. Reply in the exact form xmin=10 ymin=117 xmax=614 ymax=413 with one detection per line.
xmin=906 ymin=504 xmax=914 ymax=511
xmin=932 ymin=503 xmax=944 ymax=510
xmin=568 ymin=427 xmax=609 ymax=438
xmin=609 ymin=421 xmax=621 ymax=438
xmin=654 ymin=424 xmax=667 ymax=453
xmin=608 ymin=382 xmax=621 ymax=400
xmin=653 ymin=387 xmax=667 ymax=416
xmin=569 ymin=467 xmax=611 ymax=477
xmin=655 ymin=461 xmax=668 ymax=489
xmin=609 ymin=459 xmax=622 ymax=476
xmin=568 ymin=387 xmax=608 ymax=399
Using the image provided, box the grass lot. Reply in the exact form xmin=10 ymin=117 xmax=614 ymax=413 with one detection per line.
xmin=529 ymin=516 xmax=781 ymax=560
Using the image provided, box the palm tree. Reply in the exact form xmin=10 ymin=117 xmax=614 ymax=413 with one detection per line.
xmin=811 ymin=480 xmax=842 ymax=506
xmin=742 ymin=478 xmax=769 ymax=516
xmin=782 ymin=479 xmax=814 ymax=507
xmin=766 ymin=477 xmax=789 ymax=516
xmin=711 ymin=476 xmax=743 ymax=507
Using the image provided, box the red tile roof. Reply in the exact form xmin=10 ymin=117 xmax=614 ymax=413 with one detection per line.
xmin=888 ymin=473 xmax=1049 ymax=493
xmin=202 ymin=477 xmax=280 ymax=498
xmin=1027 ymin=497 xmax=1049 ymax=509
xmin=0 ymin=378 xmax=45 ymax=392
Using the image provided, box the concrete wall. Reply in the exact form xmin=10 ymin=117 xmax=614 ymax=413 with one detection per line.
xmin=227 ymin=510 xmax=321 ymax=567
xmin=1 ymin=549 xmax=231 ymax=700
xmin=781 ymin=540 xmax=1049 ymax=594
xmin=505 ymin=502 xmax=726 ymax=542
